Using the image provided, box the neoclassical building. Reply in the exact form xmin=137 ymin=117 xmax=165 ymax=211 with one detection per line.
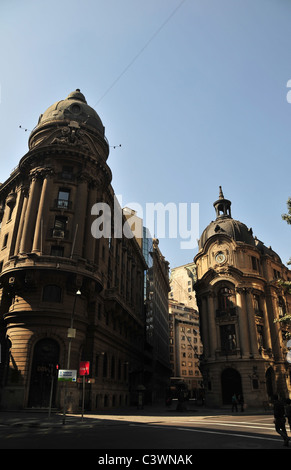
xmin=0 ymin=90 xmax=148 ymax=411
xmin=194 ymin=187 xmax=291 ymax=408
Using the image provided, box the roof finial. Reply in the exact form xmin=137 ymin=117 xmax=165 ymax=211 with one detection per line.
xmin=219 ymin=186 xmax=224 ymax=199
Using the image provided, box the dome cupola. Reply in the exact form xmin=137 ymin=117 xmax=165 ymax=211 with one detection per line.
xmin=34 ymin=89 xmax=105 ymax=135
xmin=198 ymin=187 xmax=255 ymax=249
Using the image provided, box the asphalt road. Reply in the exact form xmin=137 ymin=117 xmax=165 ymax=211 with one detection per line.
xmin=0 ymin=408 xmax=290 ymax=456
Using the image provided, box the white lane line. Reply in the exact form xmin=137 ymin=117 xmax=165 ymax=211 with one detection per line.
xmin=178 ymin=420 xmax=275 ymax=430
xmin=175 ymin=427 xmax=279 ymax=442
xmin=129 ymin=423 xmax=280 ymax=442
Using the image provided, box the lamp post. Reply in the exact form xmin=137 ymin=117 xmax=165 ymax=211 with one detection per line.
xmin=62 ymin=289 xmax=81 ymax=425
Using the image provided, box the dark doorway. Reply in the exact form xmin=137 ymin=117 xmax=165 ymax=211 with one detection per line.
xmin=221 ymin=368 xmax=242 ymax=404
xmin=28 ymin=338 xmax=60 ymax=408
xmin=266 ymin=367 xmax=275 ymax=399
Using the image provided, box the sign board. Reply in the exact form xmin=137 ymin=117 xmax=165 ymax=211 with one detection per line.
xmin=58 ymin=369 xmax=77 ymax=382
xmin=79 ymin=361 xmax=90 ymax=376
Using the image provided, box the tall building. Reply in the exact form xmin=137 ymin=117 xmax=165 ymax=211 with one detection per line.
xmin=0 ymin=90 xmax=147 ymax=411
xmin=144 ymin=237 xmax=171 ymax=403
xmin=122 ymin=209 xmax=171 ymax=403
xmin=194 ymin=187 xmax=291 ymax=407
xmin=168 ymin=300 xmax=203 ymax=397
xmin=168 ymin=263 xmax=203 ymax=396
xmin=169 ymin=262 xmax=197 ymax=310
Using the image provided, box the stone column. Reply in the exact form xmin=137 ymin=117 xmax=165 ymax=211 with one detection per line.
xmin=199 ymin=296 xmax=210 ymax=359
xmin=245 ymin=288 xmax=259 ymax=357
xmin=32 ymin=172 xmax=52 ymax=253
xmin=13 ymin=187 xmax=27 ymax=256
xmin=71 ymin=176 xmax=88 ymax=259
xmin=236 ymin=288 xmax=251 ymax=357
xmin=84 ymin=182 xmax=97 ymax=263
xmin=260 ymin=294 xmax=272 ymax=351
xmin=269 ymin=292 xmax=284 ymax=360
xmin=19 ymin=175 xmax=42 ymax=254
xmin=207 ymin=292 xmax=217 ymax=359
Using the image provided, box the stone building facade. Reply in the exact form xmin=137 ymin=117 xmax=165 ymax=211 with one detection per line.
xmin=168 ymin=300 xmax=203 ymax=397
xmin=194 ymin=187 xmax=291 ymax=408
xmin=169 ymin=262 xmax=197 ymax=310
xmin=0 ymin=90 xmax=147 ymax=411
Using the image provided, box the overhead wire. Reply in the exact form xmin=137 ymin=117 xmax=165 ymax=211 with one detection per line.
xmin=94 ymin=0 xmax=187 ymax=106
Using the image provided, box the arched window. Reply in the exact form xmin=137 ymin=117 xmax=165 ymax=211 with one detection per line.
xmin=217 ymin=287 xmax=236 ymax=315
xmin=42 ymin=285 xmax=62 ymax=303
xmin=278 ymin=297 xmax=286 ymax=318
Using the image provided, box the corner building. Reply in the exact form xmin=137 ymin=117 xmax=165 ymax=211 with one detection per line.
xmin=194 ymin=187 xmax=291 ymax=408
xmin=0 ymin=90 xmax=147 ymax=411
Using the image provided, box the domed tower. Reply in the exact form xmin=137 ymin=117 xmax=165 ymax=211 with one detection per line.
xmin=0 ymin=91 xmax=147 ymax=410
xmin=194 ymin=188 xmax=291 ymax=408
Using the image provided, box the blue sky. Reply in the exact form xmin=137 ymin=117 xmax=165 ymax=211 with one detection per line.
xmin=1 ymin=0 xmax=291 ymax=270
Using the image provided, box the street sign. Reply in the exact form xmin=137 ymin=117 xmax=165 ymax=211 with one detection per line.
xmin=79 ymin=361 xmax=90 ymax=376
xmin=58 ymin=369 xmax=77 ymax=382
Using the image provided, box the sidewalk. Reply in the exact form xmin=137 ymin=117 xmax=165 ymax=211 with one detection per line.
xmin=0 ymin=401 xmax=273 ymax=428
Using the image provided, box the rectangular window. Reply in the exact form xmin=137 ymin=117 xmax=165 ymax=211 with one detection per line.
xmin=52 ymin=216 xmax=68 ymax=239
xmin=57 ymin=189 xmax=70 ymax=209
xmin=2 ymin=233 xmax=8 ymax=248
xmin=51 ymin=245 xmax=64 ymax=257
xmin=61 ymin=166 xmax=73 ymax=180
xmin=251 ymin=256 xmax=258 ymax=271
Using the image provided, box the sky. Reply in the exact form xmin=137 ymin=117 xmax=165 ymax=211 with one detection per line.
xmin=0 ymin=0 xmax=291 ymax=271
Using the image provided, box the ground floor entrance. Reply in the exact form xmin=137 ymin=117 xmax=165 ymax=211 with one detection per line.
xmin=28 ymin=338 xmax=59 ymax=408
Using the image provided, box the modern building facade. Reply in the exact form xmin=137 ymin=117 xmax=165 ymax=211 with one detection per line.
xmin=0 ymin=90 xmax=148 ymax=411
xmin=144 ymin=237 xmax=171 ymax=403
xmin=121 ymin=209 xmax=171 ymax=403
xmin=194 ymin=187 xmax=291 ymax=407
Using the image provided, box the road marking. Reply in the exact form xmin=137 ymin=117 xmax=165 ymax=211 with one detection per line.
xmin=129 ymin=423 xmax=280 ymax=442
xmin=175 ymin=427 xmax=279 ymax=442
xmin=178 ymin=420 xmax=275 ymax=430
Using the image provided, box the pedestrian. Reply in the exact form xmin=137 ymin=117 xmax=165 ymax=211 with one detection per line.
xmin=273 ymin=394 xmax=290 ymax=447
xmin=231 ymin=393 xmax=238 ymax=412
xmin=238 ymin=394 xmax=244 ymax=412
xmin=285 ymin=398 xmax=291 ymax=432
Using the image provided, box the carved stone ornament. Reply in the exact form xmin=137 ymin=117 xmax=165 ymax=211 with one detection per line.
xmin=52 ymin=125 xmax=90 ymax=150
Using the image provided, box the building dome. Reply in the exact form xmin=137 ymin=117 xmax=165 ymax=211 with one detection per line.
xmin=198 ymin=187 xmax=255 ymax=249
xmin=199 ymin=216 xmax=255 ymax=249
xmin=35 ymin=89 xmax=105 ymax=135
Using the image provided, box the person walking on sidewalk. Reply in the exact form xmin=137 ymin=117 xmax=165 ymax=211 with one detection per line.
xmin=273 ymin=394 xmax=290 ymax=447
xmin=231 ymin=393 xmax=238 ymax=412
xmin=238 ymin=394 xmax=244 ymax=412
xmin=285 ymin=398 xmax=291 ymax=432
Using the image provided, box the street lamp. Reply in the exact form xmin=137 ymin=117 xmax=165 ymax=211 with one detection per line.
xmin=62 ymin=289 xmax=81 ymax=424
xmin=66 ymin=289 xmax=81 ymax=369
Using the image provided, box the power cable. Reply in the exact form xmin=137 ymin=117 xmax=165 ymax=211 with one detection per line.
xmin=94 ymin=0 xmax=187 ymax=106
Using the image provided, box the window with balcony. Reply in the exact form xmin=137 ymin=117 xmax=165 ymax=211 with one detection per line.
xmin=56 ymin=189 xmax=71 ymax=209
xmin=52 ymin=216 xmax=68 ymax=239
xmin=216 ymin=287 xmax=236 ymax=317
xmin=220 ymin=324 xmax=237 ymax=353
xmin=51 ymin=245 xmax=64 ymax=257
